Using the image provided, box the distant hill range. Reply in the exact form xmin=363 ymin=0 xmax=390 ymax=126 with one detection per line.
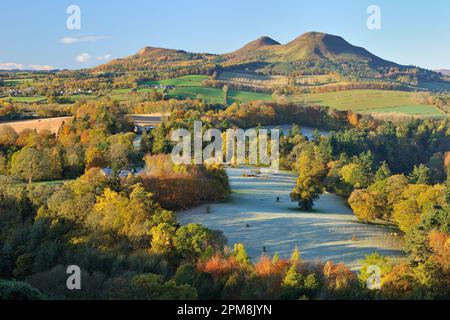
xmin=435 ymin=69 xmax=450 ymax=76
xmin=92 ymin=32 xmax=446 ymax=91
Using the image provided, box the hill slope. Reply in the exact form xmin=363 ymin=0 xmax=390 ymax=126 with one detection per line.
xmin=92 ymin=32 xmax=441 ymax=86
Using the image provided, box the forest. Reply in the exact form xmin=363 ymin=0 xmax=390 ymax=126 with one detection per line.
xmin=1 ymin=95 xmax=449 ymax=300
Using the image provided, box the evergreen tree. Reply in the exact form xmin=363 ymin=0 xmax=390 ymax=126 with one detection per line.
xmin=375 ymin=161 xmax=392 ymax=182
xmin=290 ymin=246 xmax=301 ymax=264
xmin=446 ymin=165 xmax=450 ymax=205
xmin=233 ymin=243 xmax=250 ymax=266
xmin=409 ymin=164 xmax=431 ymax=185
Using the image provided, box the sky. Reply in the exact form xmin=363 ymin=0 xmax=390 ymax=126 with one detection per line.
xmin=1 ymin=0 xmax=449 ymax=70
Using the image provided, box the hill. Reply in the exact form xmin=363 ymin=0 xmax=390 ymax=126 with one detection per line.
xmin=91 ymin=31 xmax=443 ymax=89
xmin=435 ymin=69 xmax=450 ymax=76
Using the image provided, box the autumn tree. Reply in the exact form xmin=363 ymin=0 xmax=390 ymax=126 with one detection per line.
xmin=223 ymin=85 xmax=229 ymax=107
xmin=10 ymin=147 xmax=60 ymax=183
xmin=290 ymin=144 xmax=328 ymax=210
xmin=174 ymin=224 xmax=225 ymax=261
xmin=340 ymin=152 xmax=374 ymax=189
xmin=152 ymin=122 xmax=171 ymax=154
xmin=446 ymin=165 xmax=450 ymax=205
xmin=348 ymin=189 xmax=385 ymax=222
xmin=233 ymin=243 xmax=250 ymax=267
xmin=0 ymin=126 xmax=18 ymax=149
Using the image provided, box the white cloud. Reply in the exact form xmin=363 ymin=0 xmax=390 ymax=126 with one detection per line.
xmin=75 ymin=53 xmax=92 ymax=64
xmin=96 ymin=54 xmax=112 ymax=61
xmin=0 ymin=62 xmax=55 ymax=71
xmin=59 ymin=36 xmax=111 ymax=44
xmin=0 ymin=62 xmax=25 ymax=70
xmin=28 ymin=64 xmax=55 ymax=71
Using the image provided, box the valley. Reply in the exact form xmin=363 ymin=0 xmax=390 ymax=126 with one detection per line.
xmin=179 ymin=167 xmax=405 ymax=269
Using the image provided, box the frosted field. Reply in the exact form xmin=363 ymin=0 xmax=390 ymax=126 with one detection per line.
xmin=178 ymin=167 xmax=405 ymax=269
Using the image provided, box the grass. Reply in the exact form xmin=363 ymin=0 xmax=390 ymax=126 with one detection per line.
xmin=287 ymin=90 xmax=444 ymax=115
xmin=18 ymin=180 xmax=68 ymax=187
xmin=168 ymin=86 xmax=273 ymax=104
xmin=145 ymin=76 xmax=444 ymax=115
xmin=5 ymin=96 xmax=47 ymax=103
xmin=179 ymin=167 xmax=406 ymax=268
xmin=141 ymin=75 xmax=209 ymax=87
xmin=364 ymin=104 xmax=443 ymax=115
xmin=3 ymin=78 xmax=35 ymax=86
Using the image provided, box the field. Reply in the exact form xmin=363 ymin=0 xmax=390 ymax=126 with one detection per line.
xmin=218 ymin=72 xmax=289 ymax=87
xmin=142 ymin=75 xmax=208 ymax=87
xmin=217 ymin=72 xmax=336 ymax=87
xmin=287 ymin=90 xmax=445 ymax=115
xmin=144 ymin=76 xmax=445 ymax=115
xmin=0 ymin=116 xmax=73 ymax=134
xmin=5 ymin=96 xmax=47 ymax=103
xmin=179 ymin=167 xmax=405 ymax=269
xmin=167 ymin=86 xmax=272 ymax=104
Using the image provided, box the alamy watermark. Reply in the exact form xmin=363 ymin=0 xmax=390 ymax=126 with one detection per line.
xmin=66 ymin=265 xmax=81 ymax=290
xmin=171 ymin=121 xmax=280 ymax=170
xmin=366 ymin=265 xmax=382 ymax=290
xmin=66 ymin=5 xmax=81 ymax=30
xmin=367 ymin=5 xmax=381 ymax=30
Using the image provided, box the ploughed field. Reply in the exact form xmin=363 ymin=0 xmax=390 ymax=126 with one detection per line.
xmin=178 ymin=167 xmax=406 ymax=269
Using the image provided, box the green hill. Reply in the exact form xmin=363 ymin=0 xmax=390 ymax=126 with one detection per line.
xmin=92 ymin=32 xmax=445 ymax=90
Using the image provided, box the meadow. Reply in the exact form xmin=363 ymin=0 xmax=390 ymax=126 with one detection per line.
xmin=287 ymin=90 xmax=444 ymax=115
xmin=179 ymin=167 xmax=405 ymax=269
xmin=142 ymin=75 xmax=444 ymax=115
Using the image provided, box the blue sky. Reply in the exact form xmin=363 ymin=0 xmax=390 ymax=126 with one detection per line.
xmin=1 ymin=0 xmax=449 ymax=70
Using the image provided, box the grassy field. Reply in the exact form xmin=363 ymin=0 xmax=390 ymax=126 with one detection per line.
xmin=142 ymin=75 xmax=209 ymax=87
xmin=179 ymin=167 xmax=406 ymax=269
xmin=287 ymin=90 xmax=444 ymax=115
xmin=168 ymin=86 xmax=273 ymax=104
xmin=5 ymin=96 xmax=47 ymax=103
xmin=364 ymin=105 xmax=442 ymax=115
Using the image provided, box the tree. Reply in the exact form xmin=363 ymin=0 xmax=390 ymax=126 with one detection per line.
xmin=281 ymin=264 xmax=319 ymax=300
xmin=86 ymin=183 xmax=171 ymax=246
xmin=152 ymin=122 xmax=171 ymax=154
xmin=374 ymin=162 xmax=391 ymax=182
xmin=348 ymin=189 xmax=385 ymax=222
xmin=393 ymin=184 xmax=445 ymax=234
xmin=446 ymin=165 xmax=450 ymax=205
xmin=340 ymin=152 xmax=374 ymax=189
xmin=0 ymin=126 xmax=18 ymax=149
xmin=10 ymin=147 xmax=56 ymax=183
xmin=409 ymin=164 xmax=431 ymax=184
xmin=282 ymin=264 xmax=303 ymax=288
xmin=107 ymin=133 xmax=135 ymax=171
xmin=140 ymin=130 xmax=153 ymax=153
xmin=85 ymin=146 xmax=107 ymax=169
xmin=0 ymin=152 xmax=7 ymax=175
xmin=358 ymin=253 xmax=392 ymax=289
xmin=174 ymin=224 xmax=225 ymax=261
xmin=290 ymin=246 xmax=301 ymax=264
xmin=150 ymin=223 xmax=176 ymax=254
xmin=0 ymin=280 xmax=46 ymax=300
xmin=130 ymin=274 xmax=197 ymax=299
xmin=290 ymin=145 xmax=327 ymax=210
xmin=233 ymin=243 xmax=250 ymax=267
xmin=223 ymin=85 xmax=229 ymax=107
